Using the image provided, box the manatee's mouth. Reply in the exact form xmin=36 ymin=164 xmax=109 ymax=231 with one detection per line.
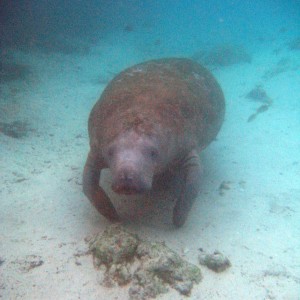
xmin=111 ymin=168 xmax=152 ymax=195
xmin=112 ymin=184 xmax=145 ymax=195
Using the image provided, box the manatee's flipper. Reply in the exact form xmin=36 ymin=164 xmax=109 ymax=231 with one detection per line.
xmin=83 ymin=151 xmax=120 ymax=222
xmin=173 ymin=150 xmax=202 ymax=227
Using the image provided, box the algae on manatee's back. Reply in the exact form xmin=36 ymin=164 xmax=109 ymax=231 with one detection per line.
xmin=88 ymin=225 xmax=202 ymax=299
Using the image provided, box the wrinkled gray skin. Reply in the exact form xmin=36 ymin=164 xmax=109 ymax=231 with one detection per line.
xmin=83 ymin=58 xmax=225 ymax=227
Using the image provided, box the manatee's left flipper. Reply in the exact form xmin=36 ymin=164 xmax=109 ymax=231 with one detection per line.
xmin=173 ymin=149 xmax=202 ymax=227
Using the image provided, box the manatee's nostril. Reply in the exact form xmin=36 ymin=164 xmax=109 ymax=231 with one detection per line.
xmin=112 ymin=168 xmax=138 ymax=194
xmin=124 ymin=172 xmax=131 ymax=181
xmin=120 ymin=169 xmax=134 ymax=183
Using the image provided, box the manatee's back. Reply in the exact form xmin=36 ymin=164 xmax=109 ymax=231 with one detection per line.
xmin=89 ymin=58 xmax=225 ymax=151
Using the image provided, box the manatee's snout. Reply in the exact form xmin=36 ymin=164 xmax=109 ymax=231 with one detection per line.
xmin=111 ymin=166 xmax=152 ymax=195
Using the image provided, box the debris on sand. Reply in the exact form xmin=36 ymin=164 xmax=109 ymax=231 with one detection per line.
xmin=12 ymin=255 xmax=44 ymax=273
xmin=247 ymin=104 xmax=271 ymax=123
xmin=0 ymin=121 xmax=31 ymax=138
xmin=245 ymin=86 xmax=272 ymax=122
xmin=88 ymin=225 xmax=202 ymax=299
xmin=218 ymin=180 xmax=232 ymax=196
xmin=262 ymin=58 xmax=296 ymax=79
xmin=246 ymin=85 xmax=272 ymax=104
xmin=0 ymin=62 xmax=31 ymax=82
xmin=199 ymin=250 xmax=231 ymax=273
xmin=192 ymin=44 xmax=251 ymax=67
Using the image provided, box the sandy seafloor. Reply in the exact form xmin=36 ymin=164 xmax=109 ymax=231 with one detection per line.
xmin=1 ymin=32 xmax=300 ymax=300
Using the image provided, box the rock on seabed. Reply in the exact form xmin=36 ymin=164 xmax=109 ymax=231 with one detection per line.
xmin=89 ymin=225 xmax=202 ymax=299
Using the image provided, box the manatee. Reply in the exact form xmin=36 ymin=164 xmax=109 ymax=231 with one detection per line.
xmin=83 ymin=58 xmax=225 ymax=227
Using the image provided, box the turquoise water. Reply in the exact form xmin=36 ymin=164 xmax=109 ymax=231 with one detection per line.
xmin=1 ymin=1 xmax=300 ymax=299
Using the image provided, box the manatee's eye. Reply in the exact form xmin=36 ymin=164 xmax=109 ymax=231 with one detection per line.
xmin=107 ymin=146 xmax=115 ymax=158
xmin=150 ymin=149 xmax=158 ymax=159
xmin=147 ymin=147 xmax=159 ymax=161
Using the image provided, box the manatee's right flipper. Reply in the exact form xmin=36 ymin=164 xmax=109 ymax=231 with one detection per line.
xmin=82 ymin=151 xmax=120 ymax=222
xmin=172 ymin=149 xmax=202 ymax=227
